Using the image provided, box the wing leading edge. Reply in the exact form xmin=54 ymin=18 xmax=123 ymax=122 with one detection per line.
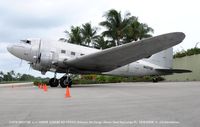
xmin=64 ymin=32 xmax=185 ymax=72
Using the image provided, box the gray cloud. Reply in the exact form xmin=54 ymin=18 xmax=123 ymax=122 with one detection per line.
xmin=0 ymin=0 xmax=112 ymax=42
xmin=0 ymin=1 xmax=70 ymax=29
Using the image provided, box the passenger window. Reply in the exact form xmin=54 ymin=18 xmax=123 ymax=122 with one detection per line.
xmin=71 ymin=52 xmax=75 ymax=56
xmin=61 ymin=50 xmax=66 ymax=54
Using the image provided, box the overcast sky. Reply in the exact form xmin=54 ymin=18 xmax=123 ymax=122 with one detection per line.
xmin=0 ymin=0 xmax=199 ymax=77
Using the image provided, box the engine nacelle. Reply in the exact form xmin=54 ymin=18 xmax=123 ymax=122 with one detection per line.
xmin=40 ymin=52 xmax=53 ymax=67
xmin=39 ymin=51 xmax=67 ymax=67
xmin=31 ymin=51 xmax=67 ymax=74
xmin=31 ymin=63 xmax=47 ymax=72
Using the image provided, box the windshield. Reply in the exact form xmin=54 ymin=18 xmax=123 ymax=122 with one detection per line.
xmin=20 ymin=40 xmax=31 ymax=44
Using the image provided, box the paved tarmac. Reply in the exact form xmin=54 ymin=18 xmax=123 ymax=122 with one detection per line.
xmin=0 ymin=82 xmax=200 ymax=127
xmin=0 ymin=82 xmax=32 ymax=88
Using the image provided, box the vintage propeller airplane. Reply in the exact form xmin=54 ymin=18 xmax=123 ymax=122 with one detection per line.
xmin=7 ymin=32 xmax=191 ymax=87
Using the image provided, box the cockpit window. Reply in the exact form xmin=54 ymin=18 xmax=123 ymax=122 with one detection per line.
xmin=20 ymin=40 xmax=31 ymax=44
xmin=26 ymin=40 xmax=31 ymax=44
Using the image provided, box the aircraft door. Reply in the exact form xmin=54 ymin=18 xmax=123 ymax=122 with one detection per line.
xmin=51 ymin=51 xmax=59 ymax=64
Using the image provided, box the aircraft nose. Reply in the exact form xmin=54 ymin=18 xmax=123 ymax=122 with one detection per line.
xmin=7 ymin=43 xmax=32 ymax=61
xmin=6 ymin=43 xmax=25 ymax=59
xmin=7 ymin=44 xmax=13 ymax=53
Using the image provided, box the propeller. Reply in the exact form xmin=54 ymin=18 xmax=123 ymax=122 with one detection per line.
xmin=35 ymin=39 xmax=42 ymax=63
xmin=19 ymin=59 xmax=23 ymax=67
xmin=28 ymin=39 xmax=42 ymax=72
xmin=28 ymin=62 xmax=33 ymax=72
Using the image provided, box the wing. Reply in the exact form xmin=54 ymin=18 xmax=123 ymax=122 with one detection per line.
xmin=64 ymin=32 xmax=185 ymax=72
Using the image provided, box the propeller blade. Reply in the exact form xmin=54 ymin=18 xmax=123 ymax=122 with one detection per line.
xmin=36 ymin=39 xmax=42 ymax=63
xmin=19 ymin=59 xmax=23 ymax=67
xmin=28 ymin=62 xmax=33 ymax=72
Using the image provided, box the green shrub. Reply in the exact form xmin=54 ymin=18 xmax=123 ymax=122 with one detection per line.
xmin=174 ymin=47 xmax=200 ymax=58
xmin=33 ymin=80 xmax=49 ymax=86
xmin=72 ymin=74 xmax=165 ymax=84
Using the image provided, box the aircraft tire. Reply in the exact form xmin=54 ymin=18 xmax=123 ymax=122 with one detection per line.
xmin=152 ymin=77 xmax=158 ymax=83
xmin=49 ymin=78 xmax=59 ymax=87
xmin=60 ymin=76 xmax=72 ymax=88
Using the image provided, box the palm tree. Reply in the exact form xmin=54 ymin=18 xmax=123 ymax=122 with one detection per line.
xmin=123 ymin=19 xmax=154 ymax=43
xmin=63 ymin=9 xmax=153 ymax=49
xmin=16 ymin=73 xmax=22 ymax=79
xmin=65 ymin=26 xmax=83 ymax=45
xmin=93 ymin=36 xmax=112 ymax=49
xmin=138 ymin=23 xmax=154 ymax=40
xmin=0 ymin=71 xmax=3 ymax=81
xmin=81 ymin=23 xmax=98 ymax=46
xmin=6 ymin=72 xmax=12 ymax=81
xmin=124 ymin=19 xmax=140 ymax=42
xmin=10 ymin=70 xmax=15 ymax=80
xmin=0 ymin=71 xmax=3 ymax=77
xmin=99 ymin=9 xmax=135 ymax=46
xmin=100 ymin=9 xmax=154 ymax=46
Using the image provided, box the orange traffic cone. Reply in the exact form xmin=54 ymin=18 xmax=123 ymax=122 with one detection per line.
xmin=43 ymin=84 xmax=45 ymax=91
xmin=38 ymin=83 xmax=40 ymax=89
xmin=65 ymin=86 xmax=71 ymax=98
xmin=41 ymin=84 xmax=44 ymax=89
xmin=39 ymin=84 xmax=42 ymax=89
xmin=43 ymin=84 xmax=48 ymax=92
xmin=45 ymin=84 xmax=48 ymax=91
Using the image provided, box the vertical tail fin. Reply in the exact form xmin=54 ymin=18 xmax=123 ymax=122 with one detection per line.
xmin=145 ymin=48 xmax=173 ymax=68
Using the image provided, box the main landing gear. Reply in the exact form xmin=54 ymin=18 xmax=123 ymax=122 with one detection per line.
xmin=152 ymin=76 xmax=159 ymax=83
xmin=49 ymin=73 xmax=72 ymax=88
xmin=49 ymin=78 xmax=59 ymax=87
xmin=60 ymin=76 xmax=72 ymax=88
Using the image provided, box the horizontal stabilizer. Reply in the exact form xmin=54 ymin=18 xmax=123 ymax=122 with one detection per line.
xmin=156 ymin=69 xmax=192 ymax=74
